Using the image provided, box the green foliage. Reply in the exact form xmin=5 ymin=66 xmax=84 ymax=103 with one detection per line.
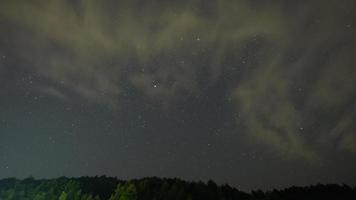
xmin=0 ymin=177 xmax=355 ymax=200
xmin=33 ymin=192 xmax=46 ymax=200
xmin=110 ymin=183 xmax=137 ymax=200
xmin=58 ymin=191 xmax=67 ymax=200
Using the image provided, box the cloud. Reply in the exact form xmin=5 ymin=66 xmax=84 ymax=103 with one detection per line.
xmin=327 ymin=116 xmax=356 ymax=153
xmin=0 ymin=0 xmax=287 ymax=103
xmin=36 ymin=86 xmax=69 ymax=102
xmin=1 ymin=0 xmax=355 ymax=161
xmin=231 ymin=0 xmax=356 ymax=162
xmin=231 ymin=56 xmax=320 ymax=163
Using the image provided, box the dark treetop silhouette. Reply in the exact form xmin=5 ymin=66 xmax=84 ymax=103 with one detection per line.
xmin=0 ymin=177 xmax=355 ymax=200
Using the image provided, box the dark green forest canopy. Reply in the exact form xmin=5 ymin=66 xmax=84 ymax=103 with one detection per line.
xmin=0 ymin=177 xmax=355 ymax=200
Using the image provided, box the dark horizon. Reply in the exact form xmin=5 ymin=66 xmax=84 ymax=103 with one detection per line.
xmin=0 ymin=0 xmax=356 ymax=191
xmin=2 ymin=176 xmax=355 ymax=200
xmin=1 ymin=176 xmax=356 ymax=193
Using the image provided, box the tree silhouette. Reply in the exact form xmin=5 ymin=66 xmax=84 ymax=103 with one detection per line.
xmin=0 ymin=177 xmax=355 ymax=200
xmin=110 ymin=183 xmax=137 ymax=200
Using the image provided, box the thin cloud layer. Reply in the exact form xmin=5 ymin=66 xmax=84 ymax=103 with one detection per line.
xmin=0 ymin=0 xmax=355 ymax=162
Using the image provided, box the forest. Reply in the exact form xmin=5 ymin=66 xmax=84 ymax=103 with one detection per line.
xmin=0 ymin=177 xmax=355 ymax=200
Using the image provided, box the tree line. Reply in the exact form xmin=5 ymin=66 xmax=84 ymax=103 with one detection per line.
xmin=0 ymin=176 xmax=355 ymax=200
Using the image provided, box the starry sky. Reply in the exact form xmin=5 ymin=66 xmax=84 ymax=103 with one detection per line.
xmin=0 ymin=0 xmax=356 ymax=190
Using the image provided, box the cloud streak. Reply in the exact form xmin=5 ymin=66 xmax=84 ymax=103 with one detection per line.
xmin=1 ymin=0 xmax=355 ymax=162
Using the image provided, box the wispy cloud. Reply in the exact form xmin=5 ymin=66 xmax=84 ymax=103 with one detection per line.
xmin=1 ymin=0 xmax=355 ymax=162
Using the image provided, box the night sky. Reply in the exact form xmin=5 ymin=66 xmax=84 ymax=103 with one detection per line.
xmin=1 ymin=0 xmax=356 ymax=191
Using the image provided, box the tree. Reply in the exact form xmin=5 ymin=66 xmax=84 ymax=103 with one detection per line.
xmin=109 ymin=183 xmax=137 ymax=200
xmin=34 ymin=192 xmax=46 ymax=200
xmin=59 ymin=191 xmax=67 ymax=200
